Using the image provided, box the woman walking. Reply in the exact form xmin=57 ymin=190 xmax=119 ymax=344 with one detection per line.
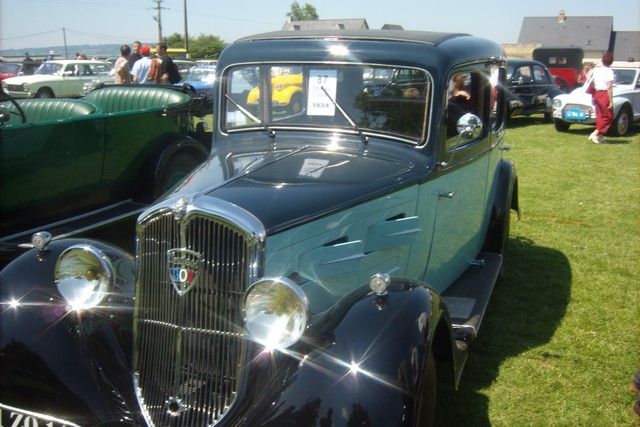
xmin=588 ymin=51 xmax=614 ymax=144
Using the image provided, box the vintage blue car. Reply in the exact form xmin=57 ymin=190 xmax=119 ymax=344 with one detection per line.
xmin=0 ymin=30 xmax=519 ymax=426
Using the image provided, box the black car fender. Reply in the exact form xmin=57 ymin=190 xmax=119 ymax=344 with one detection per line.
xmin=237 ymin=280 xmax=456 ymax=427
xmin=483 ymin=158 xmax=519 ymax=255
xmin=0 ymin=238 xmax=138 ymax=425
xmin=151 ymin=136 xmax=210 ymax=198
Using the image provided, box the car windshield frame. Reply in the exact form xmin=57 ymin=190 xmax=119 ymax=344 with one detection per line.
xmin=221 ymin=62 xmax=432 ymax=145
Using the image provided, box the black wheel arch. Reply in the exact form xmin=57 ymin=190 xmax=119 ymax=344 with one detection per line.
xmin=150 ymin=136 xmax=209 ymax=199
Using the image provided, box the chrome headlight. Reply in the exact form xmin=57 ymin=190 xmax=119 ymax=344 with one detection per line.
xmin=552 ymin=98 xmax=562 ymax=108
xmin=244 ymin=277 xmax=309 ymax=349
xmin=55 ymin=245 xmax=113 ymax=310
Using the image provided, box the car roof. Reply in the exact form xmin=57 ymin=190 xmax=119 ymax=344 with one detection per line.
xmin=507 ymin=58 xmax=547 ymax=67
xmin=237 ymin=29 xmax=471 ymax=46
xmin=43 ymin=60 xmax=111 ymax=65
xmin=610 ymin=61 xmax=640 ymax=69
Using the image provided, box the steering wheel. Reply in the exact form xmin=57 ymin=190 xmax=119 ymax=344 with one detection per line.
xmin=0 ymin=84 xmax=26 ymax=124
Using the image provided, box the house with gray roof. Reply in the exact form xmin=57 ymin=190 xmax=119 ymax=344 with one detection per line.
xmin=517 ymin=10 xmax=639 ymax=62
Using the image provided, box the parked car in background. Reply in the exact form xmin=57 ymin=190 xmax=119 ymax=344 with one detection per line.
xmin=533 ymin=47 xmax=584 ymax=92
xmin=507 ymin=58 xmax=565 ymax=121
xmin=0 ymin=30 xmax=519 ymax=426
xmin=552 ymin=61 xmax=640 ymax=135
xmin=0 ymin=62 xmax=39 ymax=82
xmin=1 ymin=60 xmax=112 ymax=98
xmin=174 ymin=59 xmax=196 ymax=77
xmin=0 ymin=84 xmax=211 ymax=263
xmin=178 ymin=64 xmax=216 ymax=97
xmin=246 ymin=66 xmax=304 ymax=114
xmin=195 ymin=59 xmax=218 ymax=66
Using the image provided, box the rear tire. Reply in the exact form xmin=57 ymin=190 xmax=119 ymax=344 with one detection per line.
xmin=610 ymin=107 xmax=630 ymax=136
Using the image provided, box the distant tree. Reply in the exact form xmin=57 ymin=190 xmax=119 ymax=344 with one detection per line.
xmin=159 ymin=33 xmax=226 ymax=60
xmin=164 ymin=33 xmax=184 ymax=48
xmin=189 ymin=34 xmax=227 ymax=60
xmin=286 ymin=1 xmax=318 ymax=21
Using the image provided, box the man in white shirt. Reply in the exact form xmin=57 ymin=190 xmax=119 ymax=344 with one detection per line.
xmin=131 ymin=45 xmax=153 ymax=84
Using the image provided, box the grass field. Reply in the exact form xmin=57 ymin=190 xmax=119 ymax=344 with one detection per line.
xmin=437 ymin=116 xmax=640 ymax=426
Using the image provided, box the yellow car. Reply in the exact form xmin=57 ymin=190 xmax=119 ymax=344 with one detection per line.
xmin=247 ymin=71 xmax=303 ymax=114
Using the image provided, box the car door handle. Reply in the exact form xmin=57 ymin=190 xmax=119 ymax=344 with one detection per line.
xmin=438 ymin=191 xmax=456 ymax=199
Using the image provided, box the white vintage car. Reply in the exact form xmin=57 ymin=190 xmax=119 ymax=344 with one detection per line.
xmin=1 ymin=60 xmax=113 ymax=98
xmin=551 ymin=61 xmax=640 ymax=136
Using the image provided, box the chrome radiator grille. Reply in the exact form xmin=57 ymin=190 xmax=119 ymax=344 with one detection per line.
xmin=134 ymin=203 xmax=263 ymax=426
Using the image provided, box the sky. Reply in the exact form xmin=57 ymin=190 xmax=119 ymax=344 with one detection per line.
xmin=1 ymin=0 xmax=639 ymax=53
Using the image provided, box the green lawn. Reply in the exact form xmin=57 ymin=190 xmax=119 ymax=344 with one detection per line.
xmin=437 ymin=116 xmax=640 ymax=426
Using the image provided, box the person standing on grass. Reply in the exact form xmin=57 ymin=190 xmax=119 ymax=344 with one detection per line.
xmin=155 ymin=42 xmax=182 ymax=85
xmin=131 ymin=45 xmax=152 ymax=84
xmin=588 ymin=51 xmax=614 ymax=144
xmin=114 ymin=44 xmax=132 ymax=84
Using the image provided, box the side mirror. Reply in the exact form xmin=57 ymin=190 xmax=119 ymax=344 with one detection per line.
xmin=456 ymin=113 xmax=483 ymax=140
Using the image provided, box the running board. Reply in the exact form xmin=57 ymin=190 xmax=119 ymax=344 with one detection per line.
xmin=1 ymin=200 xmax=147 ymax=249
xmin=441 ymin=252 xmax=503 ymax=343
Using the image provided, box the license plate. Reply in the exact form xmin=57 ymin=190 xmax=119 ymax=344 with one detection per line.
xmin=563 ymin=108 xmax=586 ymax=120
xmin=0 ymin=404 xmax=80 ymax=427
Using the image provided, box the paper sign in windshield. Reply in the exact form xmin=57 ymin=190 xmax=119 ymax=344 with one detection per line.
xmin=298 ymin=158 xmax=330 ymax=179
xmin=307 ymin=70 xmax=337 ymax=116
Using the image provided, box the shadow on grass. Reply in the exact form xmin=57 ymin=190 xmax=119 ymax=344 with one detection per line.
xmin=435 ymin=236 xmax=572 ymax=426
xmin=506 ymin=115 xmax=552 ymax=129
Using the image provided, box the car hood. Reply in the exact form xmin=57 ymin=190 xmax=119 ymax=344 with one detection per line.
xmin=555 ymin=86 xmax=592 ymax=105
xmin=3 ymin=74 xmax=61 ymax=84
xmin=556 ymin=83 xmax=633 ymax=105
xmin=162 ymin=135 xmax=431 ymax=234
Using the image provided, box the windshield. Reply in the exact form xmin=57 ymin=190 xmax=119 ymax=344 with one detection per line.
xmin=223 ymin=63 xmax=431 ymax=144
xmin=0 ymin=63 xmax=21 ymax=74
xmin=612 ymin=68 xmax=638 ymax=85
xmin=187 ymin=67 xmax=216 ymax=83
xmin=35 ymin=62 xmax=63 ymax=76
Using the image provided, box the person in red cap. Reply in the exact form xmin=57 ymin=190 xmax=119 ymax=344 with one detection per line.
xmin=131 ymin=44 xmax=153 ymax=84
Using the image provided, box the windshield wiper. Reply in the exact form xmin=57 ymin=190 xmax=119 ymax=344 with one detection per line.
xmin=320 ymin=86 xmax=368 ymax=144
xmin=224 ymin=94 xmax=276 ymax=138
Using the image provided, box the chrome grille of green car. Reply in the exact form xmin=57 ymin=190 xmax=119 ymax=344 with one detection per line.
xmin=134 ymin=200 xmax=264 ymax=426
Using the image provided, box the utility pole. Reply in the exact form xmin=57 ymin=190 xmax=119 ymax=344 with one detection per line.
xmin=62 ymin=27 xmax=68 ymax=59
xmin=151 ymin=0 xmax=165 ymax=42
xmin=183 ymin=0 xmax=189 ymax=54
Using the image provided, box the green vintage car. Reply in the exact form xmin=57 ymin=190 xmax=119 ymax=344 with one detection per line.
xmin=0 ymin=84 xmax=211 ymax=263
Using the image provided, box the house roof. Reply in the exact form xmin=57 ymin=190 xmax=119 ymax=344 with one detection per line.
xmin=613 ymin=31 xmax=640 ymax=61
xmin=282 ymin=19 xmax=369 ymax=31
xmin=518 ymin=15 xmax=613 ymax=51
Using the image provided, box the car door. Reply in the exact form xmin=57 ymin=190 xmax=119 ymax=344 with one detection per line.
xmin=420 ymin=67 xmax=493 ymax=293
xmin=510 ymin=64 xmax=536 ymax=109
xmin=531 ymin=64 xmax=554 ymax=109
xmin=58 ymin=63 xmax=90 ymax=97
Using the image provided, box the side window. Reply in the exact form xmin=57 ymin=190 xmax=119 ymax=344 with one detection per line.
xmin=514 ymin=66 xmax=532 ymax=83
xmin=446 ymin=70 xmax=488 ymax=146
xmin=225 ymin=66 xmax=262 ymax=129
xmin=533 ymin=65 xmax=549 ymax=83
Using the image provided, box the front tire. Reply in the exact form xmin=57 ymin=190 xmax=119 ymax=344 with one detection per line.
xmin=418 ymin=348 xmax=437 ymax=426
xmin=554 ymin=119 xmax=570 ymax=132
xmin=36 ymin=88 xmax=54 ymax=98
